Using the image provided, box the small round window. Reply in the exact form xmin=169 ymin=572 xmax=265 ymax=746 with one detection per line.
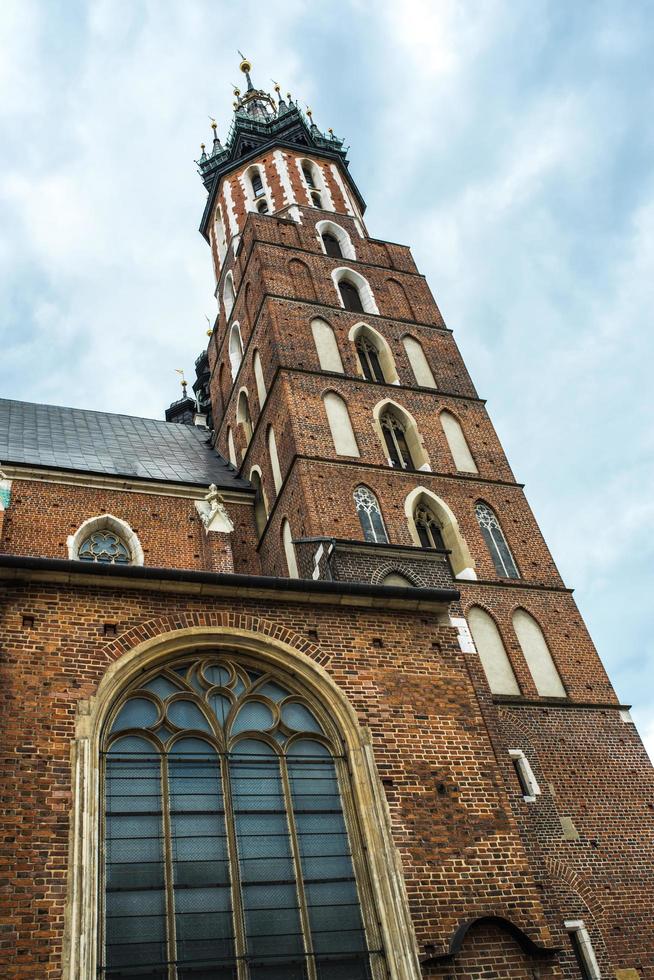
xmin=78 ymin=530 xmax=130 ymax=564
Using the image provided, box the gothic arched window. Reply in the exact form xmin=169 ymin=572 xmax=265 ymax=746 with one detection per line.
xmin=229 ymin=324 xmax=244 ymax=380
xmin=78 ymin=529 xmax=130 ymax=564
xmin=302 ymin=163 xmax=316 ymax=188
xmin=339 ymin=280 xmax=364 ymax=313
xmin=354 ymin=485 xmax=388 ymax=544
xmin=356 ymin=336 xmax=384 ymax=383
xmin=414 ymin=505 xmax=446 ymax=550
xmin=256 ymin=198 xmax=269 ymax=214
xmin=322 ymin=232 xmax=342 ymax=258
xmin=475 ymin=502 xmax=519 ymax=578
xmin=250 ymin=170 xmax=265 ymax=198
xmin=380 ymin=411 xmax=414 ymax=469
xmin=101 ymin=653 xmax=380 ymax=979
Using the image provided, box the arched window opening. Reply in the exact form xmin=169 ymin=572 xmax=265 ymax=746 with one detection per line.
xmin=311 ymin=190 xmax=323 ymax=208
xmin=236 ymin=390 xmax=253 ymax=448
xmin=475 ymin=502 xmax=519 ymax=579
xmin=282 ymin=518 xmax=299 ymax=578
xmin=223 ymin=272 xmax=236 ymax=321
xmin=256 ymin=198 xmax=269 ymax=215
xmin=226 ymin=426 xmax=237 ymax=467
xmin=267 ymin=425 xmax=283 ymax=494
xmin=323 ymin=392 xmax=360 ymax=457
xmin=513 ymin=609 xmax=566 ymax=698
xmin=317 ymin=222 xmax=356 ymax=261
xmin=414 ymin=505 xmax=446 ymax=551
xmin=302 ymin=163 xmax=317 ymax=188
xmin=440 ymin=411 xmax=477 ymax=474
xmin=467 ymin=606 xmax=521 ymax=695
xmin=228 ymin=324 xmax=243 ymax=380
xmin=78 ymin=529 xmax=130 ymax=564
xmin=253 ymin=350 xmax=267 ymax=409
xmin=354 ymin=485 xmax=388 ymax=544
xmin=250 ymin=169 xmax=265 ymax=198
xmin=250 ymin=468 xmax=268 ymax=537
xmin=289 ymin=259 xmax=316 ymax=301
xmin=402 ymin=335 xmax=436 ymax=388
xmin=101 ymin=652 xmax=380 ymax=979
xmin=385 ymin=278 xmax=413 ymax=319
xmin=339 ymin=280 xmax=364 ymax=313
xmin=311 ymin=318 xmax=344 ymax=373
xmin=380 ymin=411 xmax=414 ymax=469
xmin=356 ymin=336 xmax=385 ymax=383
xmin=404 ymin=488 xmax=476 ymax=580
xmin=322 ymin=232 xmax=342 ymax=258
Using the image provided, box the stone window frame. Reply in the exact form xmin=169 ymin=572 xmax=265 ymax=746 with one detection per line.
xmin=564 ymin=920 xmax=602 ymax=979
xmin=62 ymin=627 xmax=423 ymax=979
xmin=331 ymin=267 xmax=379 ymax=316
xmin=373 ymin=399 xmax=430 ymax=473
xmin=508 ymin=748 xmax=541 ymax=802
xmin=316 ymin=219 xmax=356 ymax=261
xmin=67 ymin=514 xmax=144 ymax=566
xmin=349 ymin=322 xmax=400 ymax=385
xmin=403 ymin=487 xmax=476 ymax=580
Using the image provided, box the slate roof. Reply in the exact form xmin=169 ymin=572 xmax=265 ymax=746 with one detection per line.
xmin=0 ymin=398 xmax=249 ymax=491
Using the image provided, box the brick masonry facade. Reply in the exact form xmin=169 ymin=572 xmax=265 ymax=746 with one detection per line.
xmin=1 ymin=97 xmax=653 ymax=979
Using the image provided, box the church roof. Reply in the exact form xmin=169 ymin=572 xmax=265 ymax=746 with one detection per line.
xmin=0 ymin=398 xmax=248 ymax=491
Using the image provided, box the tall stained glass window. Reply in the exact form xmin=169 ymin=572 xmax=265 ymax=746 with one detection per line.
xmin=475 ymin=502 xmax=520 ymax=579
xmin=354 ymin=486 xmax=388 ymax=544
xmin=101 ymin=653 xmax=383 ymax=980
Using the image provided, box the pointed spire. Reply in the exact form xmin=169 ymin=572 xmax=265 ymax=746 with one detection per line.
xmin=199 ymin=142 xmax=207 ymax=163
xmin=273 ymin=81 xmax=287 ymax=112
xmin=306 ymin=106 xmax=320 ymax=135
xmin=210 ymin=118 xmax=222 ymax=154
xmin=238 ymin=52 xmax=254 ymax=91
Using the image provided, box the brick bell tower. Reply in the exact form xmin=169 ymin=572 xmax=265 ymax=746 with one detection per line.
xmin=195 ymin=58 xmax=654 ymax=976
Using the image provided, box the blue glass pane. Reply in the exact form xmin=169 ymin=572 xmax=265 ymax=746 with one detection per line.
xmin=256 ymin=681 xmax=291 ymax=702
xmin=231 ymin=700 xmax=274 ymax=735
xmin=104 ymin=743 xmax=166 ymax=973
xmin=204 ymin=664 xmax=231 ymax=687
xmin=167 ymin=699 xmax=212 ymax=732
xmin=168 ymin=739 xmax=235 ymax=971
xmin=208 ymin=693 xmax=232 ymax=727
xmin=281 ymin=701 xmax=323 ymax=734
xmin=143 ymin=676 xmax=180 ymax=699
xmin=78 ymin=529 xmax=130 ymax=564
xmin=111 ymin=698 xmax=158 ymax=733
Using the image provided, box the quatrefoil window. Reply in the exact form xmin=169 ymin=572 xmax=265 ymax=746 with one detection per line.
xmin=78 ymin=530 xmax=130 ymax=564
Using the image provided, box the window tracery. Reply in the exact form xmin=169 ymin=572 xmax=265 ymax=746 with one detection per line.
xmin=78 ymin=530 xmax=130 ymax=564
xmin=475 ymin=502 xmax=519 ymax=578
xmin=414 ymin=505 xmax=446 ymax=551
xmin=354 ymin=486 xmax=388 ymax=544
xmin=101 ymin=653 xmax=380 ymax=979
xmin=355 ymin=337 xmax=384 ymax=383
xmin=380 ymin=412 xmax=413 ymax=469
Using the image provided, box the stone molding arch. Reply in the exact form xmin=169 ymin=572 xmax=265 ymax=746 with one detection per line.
xmin=370 ymin=563 xmax=425 ymax=587
xmin=349 ymin=321 xmax=400 ymax=384
xmin=404 ymin=486 xmax=476 ymax=579
xmin=66 ymin=513 xmax=144 ymax=565
xmin=373 ymin=397 xmax=431 ymax=472
xmin=316 ymin=219 xmax=356 ymax=260
xmin=542 ymin=857 xmax=607 ymax=922
xmin=331 ymin=266 xmax=379 ymax=315
xmin=63 ymin=618 xmax=423 ymax=980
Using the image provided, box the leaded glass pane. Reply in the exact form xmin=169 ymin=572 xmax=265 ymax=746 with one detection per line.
xmin=475 ymin=502 xmax=519 ymax=578
xmin=353 ymin=485 xmax=388 ymax=545
xmin=101 ymin=656 xmax=380 ymax=979
xmin=78 ymin=529 xmax=130 ymax=564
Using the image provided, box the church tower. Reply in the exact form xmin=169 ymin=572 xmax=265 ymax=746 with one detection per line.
xmin=1 ymin=56 xmax=653 ymax=980
xmin=195 ymin=58 xmax=654 ymax=977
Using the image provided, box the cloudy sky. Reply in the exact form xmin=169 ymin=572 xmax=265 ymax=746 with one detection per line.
xmin=1 ymin=1 xmax=653 ymax=754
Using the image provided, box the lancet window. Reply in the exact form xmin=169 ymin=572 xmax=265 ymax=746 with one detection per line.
xmin=339 ymin=281 xmax=365 ymax=313
xmin=380 ymin=412 xmax=413 ymax=469
xmin=101 ymin=653 xmax=381 ymax=979
xmin=356 ymin=337 xmax=384 ymax=383
xmin=354 ymin=486 xmax=388 ymax=544
xmin=414 ymin=505 xmax=446 ymax=551
xmin=322 ymin=233 xmax=342 ymax=258
xmin=475 ymin=502 xmax=519 ymax=578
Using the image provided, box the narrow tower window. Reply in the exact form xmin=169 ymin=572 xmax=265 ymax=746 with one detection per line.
xmin=380 ymin=411 xmax=414 ymax=469
xmin=267 ymin=425 xmax=283 ymax=493
xmin=223 ymin=272 xmax=236 ymax=320
xmin=354 ymin=485 xmax=388 ymax=544
xmin=282 ymin=518 xmax=299 ymax=577
xmin=356 ymin=336 xmax=385 ymax=383
xmin=302 ymin=164 xmax=316 ymax=188
xmin=250 ymin=469 xmax=268 ymax=537
xmin=236 ymin=390 xmax=253 ymax=450
xmin=402 ymin=336 xmax=436 ymax=388
xmin=228 ymin=324 xmax=244 ymax=380
xmin=253 ymin=350 xmax=267 ymax=408
xmin=251 ymin=170 xmax=265 ymax=198
xmin=467 ymin=606 xmax=521 ymax=695
xmin=311 ymin=318 xmax=344 ymax=373
xmin=339 ymin=281 xmax=365 ymax=313
xmin=322 ymin=232 xmax=343 ymax=258
xmin=440 ymin=411 xmax=477 ymax=473
xmin=512 ymin=609 xmax=566 ymax=698
xmin=323 ymin=393 xmax=360 ymax=457
xmin=475 ymin=502 xmax=519 ymax=578
xmin=414 ymin=505 xmax=446 ymax=550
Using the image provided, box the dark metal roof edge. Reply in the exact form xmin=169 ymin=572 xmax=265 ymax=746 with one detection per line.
xmin=0 ymin=554 xmax=460 ymax=606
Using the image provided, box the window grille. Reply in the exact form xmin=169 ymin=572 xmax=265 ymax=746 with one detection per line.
xmin=355 ymin=337 xmax=384 ymax=383
xmin=78 ymin=530 xmax=130 ymax=564
xmin=101 ymin=654 xmax=383 ymax=979
xmin=475 ymin=503 xmax=519 ymax=578
xmin=322 ymin=233 xmax=342 ymax=259
xmin=414 ymin=506 xmax=446 ymax=551
xmin=251 ymin=172 xmax=265 ymax=198
xmin=338 ymin=281 xmax=364 ymax=313
xmin=354 ymin=486 xmax=388 ymax=544
xmin=380 ymin=413 xmax=413 ymax=469
xmin=303 ymin=165 xmax=316 ymax=189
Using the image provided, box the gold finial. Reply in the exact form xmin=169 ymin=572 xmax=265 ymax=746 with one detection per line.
xmin=200 ymin=142 xmax=206 ymax=150
xmin=233 ymin=101 xmax=238 ymax=109
xmin=274 ymin=84 xmax=281 ymax=95
xmin=306 ymin=107 xmax=313 ymax=119
xmin=239 ymin=56 xmax=252 ymax=75
xmin=210 ymin=118 xmax=217 ymax=132
xmin=328 ymin=127 xmax=334 ymax=135
xmin=234 ymin=87 xmax=241 ymax=98
xmin=286 ymin=92 xmax=292 ymax=101
xmin=206 ymin=329 xmax=213 ymax=337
